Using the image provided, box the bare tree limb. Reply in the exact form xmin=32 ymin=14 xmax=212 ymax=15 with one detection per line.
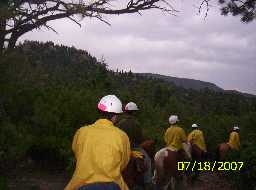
xmin=44 ymin=23 xmax=58 ymax=34
xmin=0 ymin=0 xmax=197 ymax=53
xmin=67 ymin=16 xmax=82 ymax=27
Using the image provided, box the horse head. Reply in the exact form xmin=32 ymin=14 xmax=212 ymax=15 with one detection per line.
xmin=139 ymin=139 xmax=157 ymax=160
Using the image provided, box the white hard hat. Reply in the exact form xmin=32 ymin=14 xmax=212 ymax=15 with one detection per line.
xmin=125 ymin=102 xmax=139 ymax=111
xmin=97 ymin=95 xmax=123 ymax=114
xmin=192 ymin=123 xmax=198 ymax=128
xmin=233 ymin=126 xmax=240 ymax=130
xmin=169 ymin=115 xmax=179 ymax=125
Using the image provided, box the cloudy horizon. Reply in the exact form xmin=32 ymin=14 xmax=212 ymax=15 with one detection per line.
xmin=19 ymin=0 xmax=256 ymax=95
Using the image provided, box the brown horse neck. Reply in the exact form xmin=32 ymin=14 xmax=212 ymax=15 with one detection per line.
xmin=139 ymin=139 xmax=156 ymax=159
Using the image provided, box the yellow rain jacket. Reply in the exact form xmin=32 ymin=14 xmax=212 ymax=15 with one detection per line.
xmin=187 ymin=129 xmax=207 ymax=152
xmin=227 ymin=131 xmax=240 ymax=150
xmin=65 ymin=119 xmax=131 ymax=190
xmin=164 ymin=124 xmax=187 ymax=151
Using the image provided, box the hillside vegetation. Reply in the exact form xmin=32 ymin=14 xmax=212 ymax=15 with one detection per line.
xmin=137 ymin=73 xmax=223 ymax=92
xmin=0 ymin=41 xmax=256 ymax=189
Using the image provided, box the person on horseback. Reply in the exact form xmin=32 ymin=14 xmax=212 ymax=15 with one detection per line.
xmin=217 ymin=125 xmax=240 ymax=160
xmin=116 ymin=102 xmax=152 ymax=190
xmin=227 ymin=126 xmax=240 ymax=150
xmin=187 ymin=123 xmax=207 ymax=183
xmin=116 ymin=102 xmax=143 ymax=149
xmin=187 ymin=123 xmax=207 ymax=160
xmin=152 ymin=115 xmax=189 ymax=189
xmin=65 ymin=95 xmax=131 ymax=190
xmin=165 ymin=115 xmax=190 ymax=158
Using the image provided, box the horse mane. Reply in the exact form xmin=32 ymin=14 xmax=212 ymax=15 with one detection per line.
xmin=140 ymin=139 xmax=154 ymax=147
xmin=139 ymin=139 xmax=156 ymax=159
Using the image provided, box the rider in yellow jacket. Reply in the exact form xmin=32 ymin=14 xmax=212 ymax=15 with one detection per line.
xmin=164 ymin=115 xmax=187 ymax=151
xmin=227 ymin=126 xmax=240 ymax=150
xmin=65 ymin=95 xmax=131 ymax=190
xmin=187 ymin=124 xmax=207 ymax=152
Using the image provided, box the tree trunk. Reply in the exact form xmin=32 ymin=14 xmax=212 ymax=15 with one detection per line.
xmin=0 ymin=19 xmax=6 ymax=55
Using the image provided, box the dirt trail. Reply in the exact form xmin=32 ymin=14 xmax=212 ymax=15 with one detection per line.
xmin=7 ymin=164 xmax=70 ymax=190
xmin=7 ymin=164 xmax=234 ymax=190
xmin=187 ymin=172 xmax=234 ymax=190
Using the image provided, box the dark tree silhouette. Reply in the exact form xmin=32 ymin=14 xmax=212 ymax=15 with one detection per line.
xmin=219 ymin=0 xmax=256 ymax=22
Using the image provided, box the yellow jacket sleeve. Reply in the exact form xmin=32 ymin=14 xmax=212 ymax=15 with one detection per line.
xmin=187 ymin=131 xmax=193 ymax=143
xmin=72 ymin=128 xmax=80 ymax=158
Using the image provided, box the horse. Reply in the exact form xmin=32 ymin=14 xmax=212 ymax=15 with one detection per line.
xmin=122 ymin=154 xmax=146 ymax=189
xmin=152 ymin=145 xmax=190 ymax=190
xmin=190 ymin=143 xmax=207 ymax=161
xmin=122 ymin=139 xmax=156 ymax=190
xmin=186 ymin=143 xmax=208 ymax=184
xmin=217 ymin=143 xmax=230 ymax=160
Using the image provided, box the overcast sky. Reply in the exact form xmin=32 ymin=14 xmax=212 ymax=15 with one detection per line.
xmin=19 ymin=0 xmax=256 ymax=95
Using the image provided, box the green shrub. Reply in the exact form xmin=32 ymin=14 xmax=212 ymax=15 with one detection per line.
xmin=0 ymin=176 xmax=8 ymax=190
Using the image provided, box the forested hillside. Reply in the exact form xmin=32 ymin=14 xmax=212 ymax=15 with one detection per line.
xmin=0 ymin=41 xmax=256 ymax=189
xmin=137 ymin=73 xmax=224 ymax=92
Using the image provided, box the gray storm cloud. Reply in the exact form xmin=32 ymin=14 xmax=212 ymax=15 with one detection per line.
xmin=19 ymin=0 xmax=256 ymax=94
